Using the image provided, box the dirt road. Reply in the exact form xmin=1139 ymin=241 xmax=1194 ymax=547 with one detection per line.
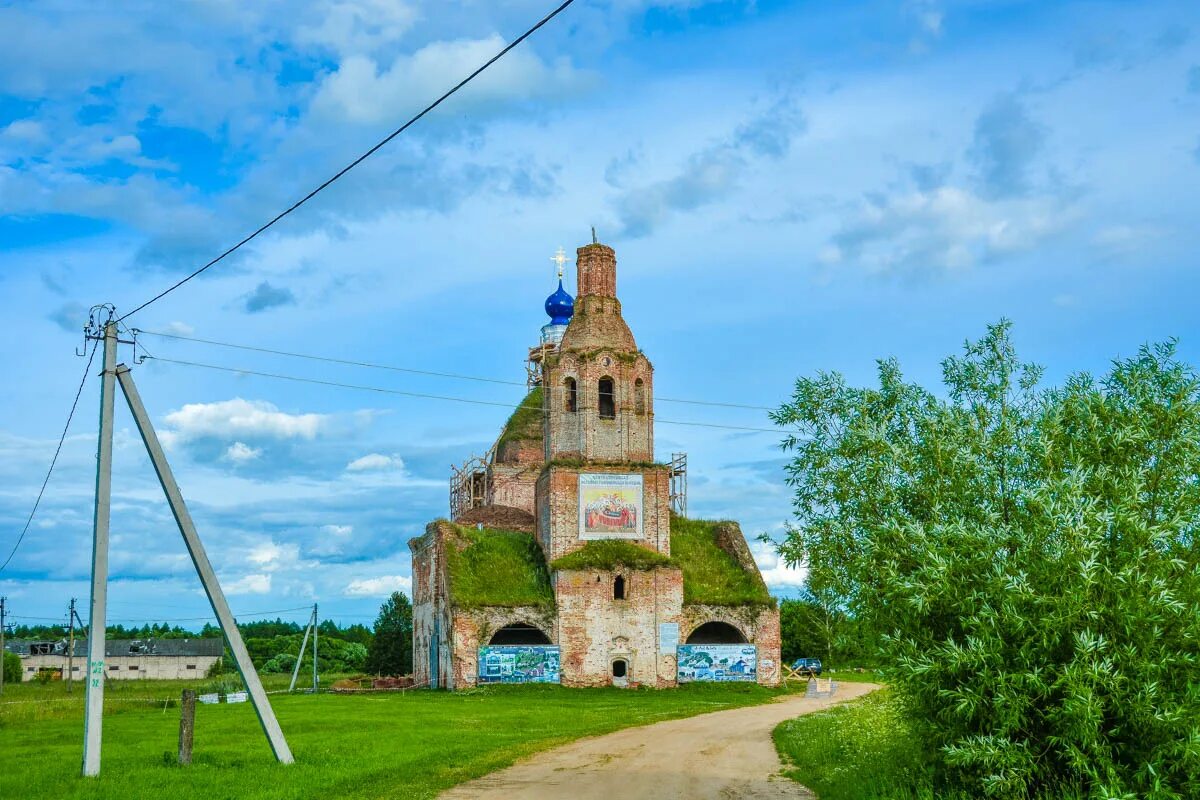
xmin=440 ymin=682 xmax=878 ymax=800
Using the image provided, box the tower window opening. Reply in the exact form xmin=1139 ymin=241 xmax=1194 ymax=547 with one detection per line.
xmin=599 ymin=377 xmax=616 ymax=419
xmin=614 ymin=575 xmax=626 ymax=600
xmin=634 ymin=378 xmax=645 ymax=415
xmin=565 ymin=377 xmax=577 ymax=413
xmin=612 ymin=659 xmax=627 ymax=678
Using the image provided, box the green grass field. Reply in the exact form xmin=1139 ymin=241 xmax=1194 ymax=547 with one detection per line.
xmin=1 ymin=677 xmax=791 ymax=800
xmin=773 ymin=687 xmax=932 ymax=800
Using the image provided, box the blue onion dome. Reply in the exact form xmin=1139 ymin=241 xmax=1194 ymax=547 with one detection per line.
xmin=544 ymin=279 xmax=574 ymax=325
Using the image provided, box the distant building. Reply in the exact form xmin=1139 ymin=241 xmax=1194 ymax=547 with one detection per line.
xmin=411 ymin=240 xmax=782 ymax=690
xmin=4 ymin=638 xmax=222 ymax=681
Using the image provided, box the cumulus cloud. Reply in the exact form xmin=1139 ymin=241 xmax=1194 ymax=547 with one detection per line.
xmin=243 ymin=281 xmax=296 ymax=313
xmin=968 ymin=94 xmax=1046 ymax=199
xmin=295 ymin=0 xmax=419 ymax=57
xmin=311 ymin=34 xmax=591 ymax=125
xmin=162 ymin=398 xmax=328 ymax=444
xmin=247 ymin=541 xmax=300 ymax=571
xmin=346 ymin=453 xmax=403 ymax=471
xmin=47 ymin=301 xmax=88 ymax=333
xmin=321 ymin=524 xmax=353 ymax=536
xmin=222 ymin=441 xmax=262 ymax=464
xmin=751 ymin=541 xmax=807 ymax=590
xmin=344 ymin=574 xmax=412 ymax=597
xmin=821 ymin=185 xmax=1076 ymax=277
xmin=163 ymin=320 xmax=194 ymax=336
xmin=224 ymin=573 xmax=272 ymax=595
xmin=615 ymin=96 xmax=805 ymax=237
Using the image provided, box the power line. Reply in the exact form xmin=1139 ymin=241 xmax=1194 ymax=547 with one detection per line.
xmin=1 ymin=340 xmax=99 ymax=574
xmin=9 ymin=605 xmax=313 ymax=625
xmin=116 ymin=0 xmax=578 ymax=323
xmin=135 ymin=328 xmax=777 ymax=412
xmin=144 ymin=354 xmax=782 ymax=434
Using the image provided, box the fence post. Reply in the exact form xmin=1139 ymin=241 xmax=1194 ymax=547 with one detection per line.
xmin=178 ymin=689 xmax=196 ymax=765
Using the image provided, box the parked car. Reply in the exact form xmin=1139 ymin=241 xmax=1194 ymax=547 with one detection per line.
xmin=791 ymin=657 xmax=822 ymax=676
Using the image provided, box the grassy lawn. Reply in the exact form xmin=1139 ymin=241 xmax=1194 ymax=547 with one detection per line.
xmin=773 ymin=687 xmax=932 ymax=800
xmin=2 ymin=677 xmax=792 ymax=800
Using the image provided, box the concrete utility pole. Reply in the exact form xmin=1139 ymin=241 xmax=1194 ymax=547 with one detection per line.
xmin=1 ymin=596 xmax=7 ymax=696
xmin=67 ymin=598 xmax=77 ymax=693
xmin=312 ymin=602 xmax=319 ymax=694
xmin=82 ymin=319 xmax=117 ymax=777
xmin=116 ymin=364 xmax=293 ymax=764
xmin=288 ymin=606 xmax=314 ymax=692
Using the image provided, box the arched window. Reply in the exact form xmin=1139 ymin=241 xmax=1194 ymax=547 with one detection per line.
xmin=614 ymin=575 xmax=626 ymax=600
xmin=489 ymin=623 xmax=552 ymax=645
xmin=612 ymin=659 xmax=628 ymax=678
xmin=598 ymin=377 xmax=616 ymax=420
xmin=634 ymin=378 xmax=645 ymax=415
xmin=564 ymin=377 xmax=577 ymax=413
xmin=685 ymin=621 xmax=748 ymax=644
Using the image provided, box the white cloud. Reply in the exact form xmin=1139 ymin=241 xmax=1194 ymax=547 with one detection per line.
xmin=222 ymin=441 xmax=262 ymax=464
xmin=163 ymin=321 xmax=194 ymax=336
xmin=224 ymin=573 xmax=272 ymax=595
xmin=344 ymin=574 xmax=412 ymax=597
xmin=246 ymin=541 xmax=300 ymax=572
xmin=321 ymin=524 xmax=353 ymax=536
xmin=751 ymin=541 xmax=808 ymax=590
xmin=311 ymin=35 xmax=590 ymax=125
xmin=295 ymin=0 xmax=418 ymax=56
xmin=346 ymin=453 xmax=402 ymax=471
xmin=162 ymin=398 xmax=328 ymax=443
xmin=822 ymin=185 xmax=1076 ymax=276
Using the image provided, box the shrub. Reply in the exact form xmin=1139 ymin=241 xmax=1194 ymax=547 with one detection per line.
xmin=4 ymin=651 xmax=23 ymax=684
xmin=773 ymin=322 xmax=1200 ymax=798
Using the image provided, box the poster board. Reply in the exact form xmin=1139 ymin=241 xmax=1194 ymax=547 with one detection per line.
xmin=477 ymin=646 xmax=561 ymax=684
xmin=578 ymin=473 xmax=643 ymax=540
xmin=659 ymin=623 xmax=679 ymax=655
xmin=676 ymin=645 xmax=757 ymax=683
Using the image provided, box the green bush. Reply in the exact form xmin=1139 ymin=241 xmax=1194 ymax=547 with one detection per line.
xmin=3 ymin=651 xmax=22 ymax=684
xmin=774 ymin=322 xmax=1200 ymax=798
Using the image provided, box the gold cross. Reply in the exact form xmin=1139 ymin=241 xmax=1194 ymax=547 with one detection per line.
xmin=551 ymin=246 xmax=568 ymax=278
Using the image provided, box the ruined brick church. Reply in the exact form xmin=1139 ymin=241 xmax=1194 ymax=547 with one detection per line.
xmin=410 ymin=240 xmax=781 ymax=689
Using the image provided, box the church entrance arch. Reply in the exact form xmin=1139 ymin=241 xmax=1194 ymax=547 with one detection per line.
xmin=684 ymin=621 xmax=748 ymax=644
xmin=488 ymin=623 xmax=552 ymax=646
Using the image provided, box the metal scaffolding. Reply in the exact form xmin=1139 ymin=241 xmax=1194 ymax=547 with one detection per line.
xmin=669 ymin=452 xmax=688 ymax=517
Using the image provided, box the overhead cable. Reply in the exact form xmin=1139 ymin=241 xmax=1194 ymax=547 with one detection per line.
xmin=144 ymin=355 xmax=783 ymax=434
xmin=116 ymin=0 xmax=577 ymax=322
xmin=135 ymin=328 xmax=777 ymax=412
xmin=0 ymin=340 xmax=98 ymax=574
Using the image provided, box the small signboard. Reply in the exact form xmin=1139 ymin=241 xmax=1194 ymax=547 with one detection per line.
xmin=659 ymin=623 xmax=679 ymax=655
xmin=198 ymin=693 xmax=220 ymax=705
xmin=677 ymin=645 xmax=757 ymax=683
xmin=226 ymin=691 xmax=248 ymax=704
xmin=579 ymin=473 xmax=643 ymax=540
xmin=478 ymin=646 xmax=561 ymax=684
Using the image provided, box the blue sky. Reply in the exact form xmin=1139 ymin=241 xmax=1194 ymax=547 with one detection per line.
xmin=1 ymin=0 xmax=1198 ymax=628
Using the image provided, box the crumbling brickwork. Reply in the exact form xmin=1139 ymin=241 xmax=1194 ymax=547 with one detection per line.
xmin=536 ymin=464 xmax=671 ymax=562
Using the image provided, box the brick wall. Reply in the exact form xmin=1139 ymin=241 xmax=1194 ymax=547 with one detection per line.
xmin=554 ymin=566 xmax=683 ymax=688
xmin=680 ymin=604 xmax=783 ymax=687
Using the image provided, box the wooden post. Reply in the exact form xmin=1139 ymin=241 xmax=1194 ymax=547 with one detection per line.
xmin=178 ymin=689 xmax=196 ymax=765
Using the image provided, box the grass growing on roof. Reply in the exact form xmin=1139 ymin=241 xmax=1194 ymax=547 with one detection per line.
xmin=495 ymin=386 xmax=543 ymax=451
xmin=670 ymin=515 xmax=774 ymax=606
xmin=445 ymin=524 xmax=554 ymax=609
xmin=550 ymin=539 xmax=673 ymax=571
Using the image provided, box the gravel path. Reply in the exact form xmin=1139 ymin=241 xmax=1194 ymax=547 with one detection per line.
xmin=440 ymin=681 xmax=879 ymax=800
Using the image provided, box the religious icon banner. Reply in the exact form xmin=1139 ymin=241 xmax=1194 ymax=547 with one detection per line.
xmin=578 ymin=473 xmax=643 ymax=540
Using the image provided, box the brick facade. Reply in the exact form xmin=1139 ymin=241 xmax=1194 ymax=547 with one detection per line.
xmin=413 ymin=239 xmax=782 ymax=690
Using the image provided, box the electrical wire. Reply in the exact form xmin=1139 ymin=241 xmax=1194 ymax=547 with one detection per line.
xmin=0 ymin=340 xmax=99 ymax=574
xmin=9 ymin=606 xmax=313 ymax=625
xmin=116 ymin=0 xmax=578 ymax=323
xmin=134 ymin=328 xmax=778 ymax=412
xmin=144 ymin=355 xmax=783 ymax=434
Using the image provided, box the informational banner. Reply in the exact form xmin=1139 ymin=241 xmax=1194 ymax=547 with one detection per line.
xmin=659 ymin=623 xmax=679 ymax=655
xmin=226 ymin=691 xmax=248 ymax=704
xmin=198 ymin=693 xmax=220 ymax=705
xmin=676 ymin=645 xmax=757 ymax=683
xmin=579 ymin=473 xmax=643 ymax=540
xmin=478 ymin=646 xmax=561 ymax=684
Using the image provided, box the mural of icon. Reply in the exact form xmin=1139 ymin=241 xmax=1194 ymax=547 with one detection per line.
xmin=579 ymin=473 xmax=643 ymax=539
xmin=676 ymin=645 xmax=758 ymax=683
xmin=478 ymin=646 xmax=561 ymax=684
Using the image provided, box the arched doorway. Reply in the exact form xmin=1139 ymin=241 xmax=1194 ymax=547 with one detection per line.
xmin=685 ymin=621 xmax=748 ymax=644
xmin=488 ymin=623 xmax=551 ymax=645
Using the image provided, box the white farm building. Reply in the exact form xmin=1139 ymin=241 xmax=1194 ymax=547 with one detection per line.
xmin=5 ymin=638 xmax=223 ymax=681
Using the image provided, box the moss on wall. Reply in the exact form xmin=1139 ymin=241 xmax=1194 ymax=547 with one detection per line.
xmin=444 ymin=524 xmax=554 ymax=610
xmin=670 ymin=515 xmax=775 ymax=607
xmin=550 ymin=540 xmax=673 ymax=571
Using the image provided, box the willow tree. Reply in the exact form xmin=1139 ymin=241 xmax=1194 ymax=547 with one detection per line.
xmin=772 ymin=320 xmax=1200 ymax=799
